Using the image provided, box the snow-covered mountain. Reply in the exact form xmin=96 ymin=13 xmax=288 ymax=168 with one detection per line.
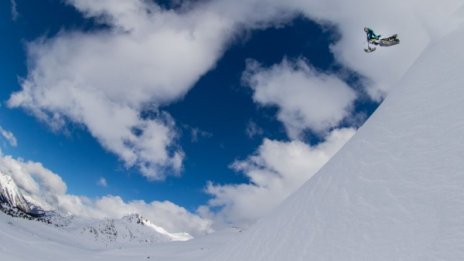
xmin=0 ymin=172 xmax=192 ymax=248
xmin=0 ymin=172 xmax=31 ymax=213
xmin=71 ymin=213 xmax=192 ymax=246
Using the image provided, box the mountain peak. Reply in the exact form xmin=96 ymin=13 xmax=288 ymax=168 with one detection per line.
xmin=121 ymin=213 xmax=145 ymax=224
xmin=0 ymin=172 xmax=31 ymax=213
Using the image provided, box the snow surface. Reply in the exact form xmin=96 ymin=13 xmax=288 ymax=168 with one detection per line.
xmin=141 ymin=217 xmax=193 ymax=241
xmin=64 ymin=214 xmax=190 ymax=247
xmin=0 ymin=211 xmax=237 ymax=260
xmin=3 ymin=8 xmax=464 ymax=261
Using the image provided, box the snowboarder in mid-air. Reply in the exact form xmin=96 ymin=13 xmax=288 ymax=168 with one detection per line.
xmin=365 ymin=27 xmax=381 ymax=44
xmin=364 ymin=27 xmax=399 ymax=53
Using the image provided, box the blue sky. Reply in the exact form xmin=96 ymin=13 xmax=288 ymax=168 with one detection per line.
xmin=0 ymin=0 xmax=384 ymax=232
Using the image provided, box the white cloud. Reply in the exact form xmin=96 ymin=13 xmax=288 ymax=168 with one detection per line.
xmin=97 ymin=177 xmax=107 ymax=187
xmin=7 ymin=0 xmax=293 ymax=180
xmin=7 ymin=0 xmax=233 ymax=180
xmin=0 ymin=156 xmax=67 ymax=210
xmin=0 ymin=155 xmax=212 ymax=236
xmin=244 ymin=59 xmax=357 ymax=138
xmin=9 ymin=0 xmax=461 ymax=180
xmin=0 ymin=0 xmax=310 ymax=182
xmin=0 ymin=126 xmax=18 ymax=147
xmin=204 ymin=128 xmax=355 ymax=226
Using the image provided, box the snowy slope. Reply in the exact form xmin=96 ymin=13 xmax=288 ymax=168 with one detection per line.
xmin=0 ymin=211 xmax=98 ymax=260
xmin=211 ymin=24 xmax=464 ymax=261
xmin=0 ymin=211 xmax=200 ymax=260
xmin=67 ymin=214 xmax=192 ymax=247
xmin=139 ymin=215 xmax=193 ymax=242
xmin=0 ymin=211 xmax=237 ymax=261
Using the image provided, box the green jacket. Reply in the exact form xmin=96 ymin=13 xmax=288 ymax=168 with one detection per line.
xmin=365 ymin=28 xmax=381 ymax=41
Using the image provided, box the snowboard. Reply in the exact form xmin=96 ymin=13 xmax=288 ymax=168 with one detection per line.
xmin=364 ymin=46 xmax=376 ymax=53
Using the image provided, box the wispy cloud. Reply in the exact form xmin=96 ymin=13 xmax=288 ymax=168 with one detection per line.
xmin=10 ymin=0 xmax=18 ymax=21
xmin=180 ymin=124 xmax=212 ymax=143
xmin=246 ymin=120 xmax=264 ymax=139
xmin=97 ymin=177 xmax=108 ymax=187
xmin=191 ymin=128 xmax=212 ymax=143
xmin=0 ymin=126 xmax=18 ymax=147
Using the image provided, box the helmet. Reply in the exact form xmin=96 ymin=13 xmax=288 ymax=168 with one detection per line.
xmin=364 ymin=27 xmax=369 ymax=32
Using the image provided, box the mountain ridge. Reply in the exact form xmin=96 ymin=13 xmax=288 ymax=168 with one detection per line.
xmin=0 ymin=171 xmax=193 ymax=247
xmin=0 ymin=172 xmax=31 ymax=213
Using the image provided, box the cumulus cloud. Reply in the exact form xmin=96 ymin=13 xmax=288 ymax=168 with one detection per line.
xmin=244 ymin=59 xmax=357 ymax=138
xmin=0 ymin=156 xmax=67 ymax=209
xmin=7 ymin=0 xmax=296 ymax=180
xmin=9 ymin=0 xmax=461 ymax=180
xmin=7 ymin=0 xmax=234 ymax=180
xmin=0 ymin=126 xmax=18 ymax=147
xmin=0 ymin=155 xmax=212 ymax=236
xmin=203 ymin=128 xmax=355 ymax=226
